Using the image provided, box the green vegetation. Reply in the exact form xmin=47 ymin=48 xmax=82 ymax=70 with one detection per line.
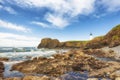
xmin=112 ymin=24 xmax=120 ymax=31
xmin=112 ymin=35 xmax=119 ymax=40
xmin=66 ymin=40 xmax=89 ymax=43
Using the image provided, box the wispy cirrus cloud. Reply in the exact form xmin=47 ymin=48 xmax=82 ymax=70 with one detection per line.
xmin=3 ymin=6 xmax=17 ymax=14
xmin=0 ymin=32 xmax=40 ymax=47
xmin=100 ymin=0 xmax=120 ymax=12
xmin=0 ymin=19 xmax=31 ymax=32
xmin=0 ymin=5 xmax=17 ymax=14
xmin=31 ymin=21 xmax=50 ymax=28
xmin=5 ymin=0 xmax=95 ymax=28
xmin=3 ymin=0 xmax=120 ymax=28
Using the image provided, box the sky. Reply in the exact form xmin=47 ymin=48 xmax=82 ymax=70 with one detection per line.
xmin=0 ymin=0 xmax=120 ymax=47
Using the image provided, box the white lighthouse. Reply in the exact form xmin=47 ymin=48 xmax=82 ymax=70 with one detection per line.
xmin=90 ymin=33 xmax=93 ymax=40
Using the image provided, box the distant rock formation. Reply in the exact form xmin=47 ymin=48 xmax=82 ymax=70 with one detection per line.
xmin=38 ymin=38 xmax=60 ymax=49
xmin=37 ymin=38 xmax=87 ymax=49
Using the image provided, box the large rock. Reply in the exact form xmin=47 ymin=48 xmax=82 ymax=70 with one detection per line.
xmin=38 ymin=38 xmax=60 ymax=49
xmin=38 ymin=38 xmax=87 ymax=49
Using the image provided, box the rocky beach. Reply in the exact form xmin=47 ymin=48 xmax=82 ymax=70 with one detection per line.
xmin=0 ymin=25 xmax=119 ymax=80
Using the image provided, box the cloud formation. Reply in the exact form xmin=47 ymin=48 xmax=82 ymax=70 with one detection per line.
xmin=31 ymin=21 xmax=50 ymax=28
xmin=0 ymin=5 xmax=17 ymax=14
xmin=101 ymin=0 xmax=120 ymax=12
xmin=0 ymin=19 xmax=30 ymax=32
xmin=2 ymin=0 xmax=120 ymax=28
xmin=6 ymin=0 xmax=95 ymax=28
xmin=0 ymin=32 xmax=40 ymax=47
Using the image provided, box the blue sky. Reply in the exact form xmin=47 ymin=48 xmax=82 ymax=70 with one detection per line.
xmin=0 ymin=0 xmax=120 ymax=47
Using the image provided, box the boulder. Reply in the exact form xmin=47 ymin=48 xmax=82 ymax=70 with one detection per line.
xmin=37 ymin=38 xmax=60 ymax=49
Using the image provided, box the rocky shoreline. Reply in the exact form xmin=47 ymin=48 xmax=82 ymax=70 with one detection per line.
xmin=0 ymin=49 xmax=118 ymax=80
xmin=0 ymin=48 xmax=120 ymax=80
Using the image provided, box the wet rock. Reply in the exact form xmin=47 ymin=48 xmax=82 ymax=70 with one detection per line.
xmin=110 ymin=70 xmax=120 ymax=79
xmin=0 ymin=62 xmax=4 ymax=78
xmin=4 ymin=75 xmax=51 ymax=80
xmin=4 ymin=77 xmax=21 ymax=80
xmin=115 ymin=77 xmax=120 ymax=80
xmin=89 ymin=61 xmax=120 ymax=78
xmin=59 ymin=72 xmax=88 ymax=80
xmin=23 ymin=75 xmax=50 ymax=80
xmin=11 ymin=50 xmax=111 ymax=78
xmin=0 ymin=58 xmax=9 ymax=62
xmin=83 ymin=49 xmax=115 ymax=58
xmin=87 ymin=78 xmax=98 ymax=80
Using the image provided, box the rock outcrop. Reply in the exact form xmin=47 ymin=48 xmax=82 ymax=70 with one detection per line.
xmin=38 ymin=38 xmax=87 ymax=49
xmin=38 ymin=38 xmax=60 ymax=49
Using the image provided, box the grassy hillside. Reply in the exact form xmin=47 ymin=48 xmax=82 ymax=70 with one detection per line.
xmin=86 ymin=24 xmax=120 ymax=48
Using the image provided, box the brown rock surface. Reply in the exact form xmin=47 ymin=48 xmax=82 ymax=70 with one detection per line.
xmin=89 ymin=61 xmax=120 ymax=78
xmin=4 ymin=77 xmax=22 ymax=80
xmin=83 ymin=49 xmax=116 ymax=58
xmin=23 ymin=75 xmax=50 ymax=80
xmin=4 ymin=75 xmax=51 ymax=80
xmin=38 ymin=38 xmax=88 ymax=49
xmin=38 ymin=38 xmax=60 ymax=49
xmin=11 ymin=50 xmax=113 ymax=78
xmin=0 ymin=58 xmax=9 ymax=62
xmin=0 ymin=62 xmax=4 ymax=78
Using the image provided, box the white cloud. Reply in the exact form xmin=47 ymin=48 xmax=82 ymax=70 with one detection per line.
xmin=31 ymin=21 xmax=50 ymax=28
xmin=0 ymin=5 xmax=17 ymax=14
xmin=101 ymin=0 xmax=120 ymax=12
xmin=46 ymin=13 xmax=69 ymax=28
xmin=0 ymin=5 xmax=2 ymax=8
xmin=0 ymin=19 xmax=31 ymax=32
xmin=32 ymin=14 xmax=69 ymax=28
xmin=0 ymin=0 xmax=4 ymax=3
xmin=0 ymin=32 xmax=40 ymax=47
xmin=7 ymin=0 xmax=95 ymax=28
xmin=4 ymin=7 xmax=17 ymax=14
